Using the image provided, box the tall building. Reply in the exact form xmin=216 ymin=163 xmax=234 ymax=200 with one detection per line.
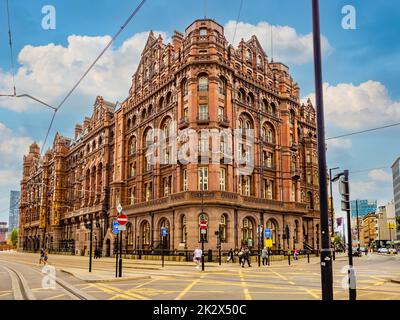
xmin=376 ymin=201 xmax=396 ymax=244
xmin=392 ymin=157 xmax=400 ymax=239
xmin=350 ymin=199 xmax=377 ymax=218
xmin=360 ymin=212 xmax=377 ymax=247
xmin=8 ymin=191 xmax=20 ymax=231
xmin=19 ymin=19 xmax=321 ymax=255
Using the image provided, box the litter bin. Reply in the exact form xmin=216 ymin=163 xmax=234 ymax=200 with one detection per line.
xmin=207 ymin=249 xmax=213 ymax=262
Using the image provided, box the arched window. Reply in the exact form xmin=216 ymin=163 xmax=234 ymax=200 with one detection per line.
xmin=162 ymin=119 xmax=171 ymax=140
xmin=128 ymin=136 xmax=136 ymax=155
xmin=247 ymin=92 xmax=255 ymax=106
xmin=307 ymin=191 xmax=314 ymax=209
xmin=266 ymin=125 xmax=275 ymax=144
xmin=132 ymin=116 xmax=137 ymax=127
xmin=257 ymin=54 xmax=263 ymax=67
xmin=148 ymin=104 xmax=153 ymax=116
xmin=242 ymin=217 xmax=254 ymax=247
xmin=246 ymin=49 xmax=252 ymax=62
xmin=181 ymin=215 xmax=187 ymax=244
xmin=166 ymin=92 xmax=172 ymax=105
xmin=127 ymin=118 xmax=131 ymax=130
xmin=198 ymin=75 xmax=208 ymax=92
xmin=198 ymin=213 xmax=209 ymax=242
xmin=158 ymin=97 xmax=165 ymax=110
xmin=220 ymin=214 xmax=227 ymax=242
xmin=142 ymin=221 xmax=151 ymax=246
xmin=159 ymin=219 xmax=170 ymax=249
xmin=98 ymin=136 xmax=102 ymax=146
xmin=141 ymin=109 xmax=147 ymax=120
xmin=269 ymin=102 xmax=276 ymax=115
xmin=153 ymin=62 xmax=158 ymax=75
xmin=262 ymin=99 xmax=268 ymax=112
xmin=145 ymin=67 xmax=150 ymax=80
xmin=219 ymin=77 xmax=226 ymax=95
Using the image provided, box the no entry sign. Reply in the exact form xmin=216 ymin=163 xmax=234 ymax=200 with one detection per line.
xmin=117 ymin=214 xmax=128 ymax=226
xmin=200 ymin=220 xmax=208 ymax=229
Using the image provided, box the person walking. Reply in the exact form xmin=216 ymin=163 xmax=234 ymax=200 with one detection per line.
xmin=261 ymin=247 xmax=269 ymax=266
xmin=238 ymin=247 xmax=244 ymax=266
xmin=39 ymin=248 xmax=45 ymax=265
xmin=241 ymin=247 xmax=251 ymax=268
xmin=227 ymin=248 xmax=234 ymax=263
xmin=43 ymin=249 xmax=49 ymax=265
xmin=294 ymin=248 xmax=299 ymax=261
xmin=193 ymin=247 xmax=202 ymax=270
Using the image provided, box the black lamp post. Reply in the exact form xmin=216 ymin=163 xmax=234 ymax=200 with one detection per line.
xmin=85 ymin=219 xmax=93 ymax=273
xmin=329 ymin=167 xmax=340 ymax=261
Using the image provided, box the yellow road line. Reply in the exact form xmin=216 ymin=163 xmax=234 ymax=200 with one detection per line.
xmin=238 ymin=270 xmax=252 ymax=300
xmin=0 ymin=292 xmax=12 ymax=297
xmin=95 ymin=283 xmax=149 ymax=300
xmin=175 ymin=275 xmax=204 ymax=300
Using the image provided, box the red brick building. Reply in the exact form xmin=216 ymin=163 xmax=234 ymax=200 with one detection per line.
xmin=19 ymin=19 xmax=322 ymax=256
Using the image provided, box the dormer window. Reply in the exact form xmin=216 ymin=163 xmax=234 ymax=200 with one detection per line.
xmin=246 ymin=49 xmax=252 ymax=62
xmin=200 ymin=28 xmax=207 ymax=36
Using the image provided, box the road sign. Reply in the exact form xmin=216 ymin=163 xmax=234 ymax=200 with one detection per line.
xmin=161 ymin=227 xmax=167 ymax=237
xmin=200 ymin=220 xmax=208 ymax=230
xmin=201 ymin=229 xmax=207 ymax=234
xmin=264 ymin=239 xmax=273 ymax=248
xmin=112 ymin=220 xmax=120 ymax=234
xmin=117 ymin=203 xmax=123 ymax=214
xmin=388 ymin=222 xmax=396 ymax=230
xmin=264 ymin=228 xmax=272 ymax=239
xmin=118 ymin=225 xmax=126 ymax=231
xmin=248 ymin=239 xmax=253 ymax=247
xmin=117 ymin=214 xmax=128 ymax=226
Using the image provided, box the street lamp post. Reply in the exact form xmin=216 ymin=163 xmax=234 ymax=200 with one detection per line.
xmin=312 ymin=0 xmax=333 ymax=300
xmin=85 ymin=219 xmax=93 ymax=273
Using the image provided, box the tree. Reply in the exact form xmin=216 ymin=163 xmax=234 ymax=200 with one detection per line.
xmin=10 ymin=228 xmax=18 ymax=246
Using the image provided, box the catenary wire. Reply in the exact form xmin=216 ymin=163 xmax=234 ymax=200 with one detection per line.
xmin=231 ymin=0 xmax=244 ymax=45
xmin=326 ymin=122 xmax=400 ymax=140
xmin=6 ymin=0 xmax=16 ymax=96
xmin=40 ymin=0 xmax=147 ymax=154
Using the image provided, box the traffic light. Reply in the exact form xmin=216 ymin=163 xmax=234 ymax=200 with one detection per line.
xmin=339 ymin=174 xmax=350 ymax=212
xmin=285 ymin=225 xmax=290 ymax=240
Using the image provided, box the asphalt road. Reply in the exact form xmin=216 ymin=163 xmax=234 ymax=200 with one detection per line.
xmin=1 ymin=251 xmax=399 ymax=300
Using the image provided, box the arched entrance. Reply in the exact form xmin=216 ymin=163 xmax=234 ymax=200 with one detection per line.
xmin=158 ymin=218 xmax=170 ymax=250
xmin=265 ymin=219 xmax=279 ymax=250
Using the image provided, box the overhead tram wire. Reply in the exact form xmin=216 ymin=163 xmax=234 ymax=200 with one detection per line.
xmin=0 ymin=0 xmax=56 ymax=110
xmin=326 ymin=122 xmax=400 ymax=141
xmin=232 ymin=0 xmax=244 ymax=45
xmin=40 ymin=0 xmax=147 ymax=154
xmin=6 ymin=0 xmax=16 ymax=96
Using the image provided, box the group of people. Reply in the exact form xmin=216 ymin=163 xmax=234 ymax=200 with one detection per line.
xmin=194 ymin=246 xmax=272 ymax=269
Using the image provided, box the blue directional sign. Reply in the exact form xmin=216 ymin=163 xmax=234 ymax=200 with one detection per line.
xmin=112 ymin=220 xmax=120 ymax=234
xmin=161 ymin=227 xmax=167 ymax=237
xmin=264 ymin=228 xmax=272 ymax=239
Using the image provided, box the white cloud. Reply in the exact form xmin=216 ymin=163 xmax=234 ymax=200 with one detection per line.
xmin=224 ymin=20 xmax=333 ymax=65
xmin=368 ymin=169 xmax=392 ymax=182
xmin=0 ymin=122 xmax=34 ymax=168
xmin=304 ymin=80 xmax=400 ymax=130
xmin=326 ymin=138 xmax=352 ymax=151
xmin=0 ymin=31 xmax=168 ymax=112
xmin=0 ymin=170 xmax=21 ymax=187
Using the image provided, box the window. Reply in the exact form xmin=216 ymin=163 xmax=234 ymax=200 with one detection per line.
xmin=198 ymin=76 xmax=208 ymax=91
xmin=218 ymin=107 xmax=224 ymax=121
xmin=219 ymin=79 xmax=226 ymax=95
xmin=142 ymin=221 xmax=151 ymax=245
xmin=129 ymin=163 xmax=135 ymax=178
xmin=219 ymin=168 xmax=226 ymax=191
xmin=162 ymin=147 xmax=170 ymax=164
xmin=220 ymin=215 xmax=227 ymax=242
xmin=244 ymin=176 xmax=251 ymax=196
xmin=198 ymin=167 xmax=208 ymax=191
xmin=182 ymin=169 xmax=188 ymax=191
xmin=291 ymin=182 xmax=296 ymax=201
xmin=306 ymin=150 xmax=311 ymax=163
xmin=181 ymin=215 xmax=187 ymax=243
xmin=267 ymin=180 xmax=273 ymax=199
xmin=238 ymin=176 xmax=243 ymax=194
xmin=199 ymin=105 xmax=208 ymax=120
xmin=200 ymin=28 xmax=207 ymax=36
xmin=163 ymin=177 xmax=171 ymax=197
xmin=267 ymin=127 xmax=274 ymax=144
xmin=198 ymin=137 xmax=209 ymax=154
xmin=129 ymin=137 xmax=136 ymax=155
xmin=242 ymin=218 xmax=253 ymax=246
xmin=246 ymin=49 xmax=252 ymax=62
xmin=183 ymin=107 xmax=189 ymax=118
xmin=145 ymin=182 xmax=152 ymax=201
xmin=145 ymin=154 xmax=152 ymax=172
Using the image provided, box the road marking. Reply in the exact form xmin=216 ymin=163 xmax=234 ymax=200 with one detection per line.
xmin=0 ymin=292 xmax=12 ymax=297
xmin=95 ymin=283 xmax=149 ymax=300
xmin=238 ymin=270 xmax=252 ymax=300
xmin=175 ymin=275 xmax=204 ymax=300
xmin=44 ymin=294 xmax=65 ymax=300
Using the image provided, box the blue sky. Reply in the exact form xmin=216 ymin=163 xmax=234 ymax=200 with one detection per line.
xmin=0 ymin=0 xmax=399 ymax=223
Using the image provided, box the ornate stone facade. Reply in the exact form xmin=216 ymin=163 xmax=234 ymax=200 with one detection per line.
xmin=19 ymin=19 xmax=323 ymax=256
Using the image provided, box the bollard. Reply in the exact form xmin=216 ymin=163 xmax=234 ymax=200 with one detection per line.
xmin=288 ymin=252 xmax=291 ymax=266
xmin=307 ymin=253 xmax=310 ymax=263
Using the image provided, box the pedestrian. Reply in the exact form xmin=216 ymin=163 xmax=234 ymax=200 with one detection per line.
xmin=193 ymin=247 xmax=202 ymax=270
xmin=39 ymin=248 xmax=45 ymax=265
xmin=227 ymin=248 xmax=235 ymax=263
xmin=241 ymin=247 xmax=251 ymax=268
xmin=43 ymin=249 xmax=49 ymax=265
xmin=261 ymin=247 xmax=269 ymax=266
xmin=294 ymin=249 xmax=299 ymax=261
xmin=238 ymin=247 xmax=244 ymax=265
